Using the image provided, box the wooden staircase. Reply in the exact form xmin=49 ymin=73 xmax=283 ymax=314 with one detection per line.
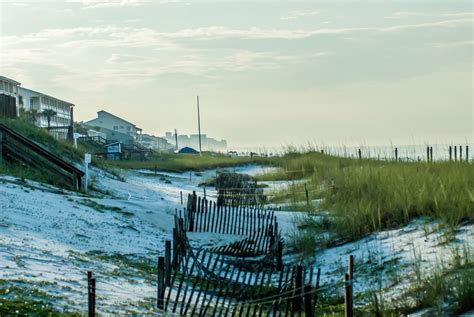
xmin=0 ymin=123 xmax=84 ymax=190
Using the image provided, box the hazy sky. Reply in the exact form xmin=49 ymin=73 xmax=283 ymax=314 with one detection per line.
xmin=0 ymin=0 xmax=472 ymax=148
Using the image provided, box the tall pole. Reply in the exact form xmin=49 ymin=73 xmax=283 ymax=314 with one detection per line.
xmin=197 ymin=96 xmax=202 ymax=156
xmin=174 ymin=129 xmax=178 ymax=151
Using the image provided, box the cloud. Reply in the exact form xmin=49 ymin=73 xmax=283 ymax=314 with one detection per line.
xmin=387 ymin=11 xmax=473 ymax=19
xmin=381 ymin=18 xmax=472 ymax=32
xmin=433 ymin=40 xmax=474 ymax=49
xmin=281 ymin=10 xmax=319 ymax=20
xmin=105 ymin=53 xmax=154 ymax=64
xmin=68 ymin=0 xmax=181 ymax=9
xmin=0 ymin=16 xmax=470 ymax=91
xmin=2 ymin=16 xmax=471 ymax=51
xmin=387 ymin=11 xmax=428 ymax=18
xmin=68 ymin=0 xmax=149 ymax=9
xmin=125 ymin=19 xmax=141 ymax=23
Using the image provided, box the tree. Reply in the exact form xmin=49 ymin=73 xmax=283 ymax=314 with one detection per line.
xmin=42 ymin=109 xmax=57 ymax=129
xmin=24 ymin=109 xmax=40 ymax=125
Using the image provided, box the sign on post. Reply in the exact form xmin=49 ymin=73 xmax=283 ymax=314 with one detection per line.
xmin=84 ymin=153 xmax=91 ymax=192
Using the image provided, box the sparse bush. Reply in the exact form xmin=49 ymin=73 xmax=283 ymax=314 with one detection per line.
xmin=398 ymin=244 xmax=474 ymax=314
xmin=289 ymin=230 xmax=318 ymax=259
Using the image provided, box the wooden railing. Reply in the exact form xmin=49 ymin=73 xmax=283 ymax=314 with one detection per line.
xmin=0 ymin=123 xmax=84 ymax=190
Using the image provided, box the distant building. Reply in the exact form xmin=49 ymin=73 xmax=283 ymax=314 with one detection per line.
xmin=83 ymin=110 xmax=142 ymax=144
xmin=164 ymin=132 xmax=227 ymax=151
xmin=139 ymin=133 xmax=174 ymax=151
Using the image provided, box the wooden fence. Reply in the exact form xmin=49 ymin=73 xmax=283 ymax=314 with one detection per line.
xmin=85 ymin=193 xmax=356 ymax=316
xmin=158 ymin=211 xmax=323 ymax=316
xmin=214 ymin=172 xmax=267 ymax=207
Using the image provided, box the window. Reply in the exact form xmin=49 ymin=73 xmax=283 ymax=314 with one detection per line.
xmin=114 ymin=126 xmax=118 ymax=130
xmin=127 ymin=126 xmax=131 ymax=131
xmin=120 ymin=126 xmax=124 ymax=129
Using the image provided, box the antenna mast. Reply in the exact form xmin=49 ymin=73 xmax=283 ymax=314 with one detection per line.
xmin=197 ymin=96 xmax=202 ymax=156
xmin=174 ymin=129 xmax=178 ymax=151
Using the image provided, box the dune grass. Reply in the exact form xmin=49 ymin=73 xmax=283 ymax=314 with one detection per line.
xmin=260 ymin=151 xmax=473 ymax=240
xmin=100 ymin=151 xmax=270 ymax=172
xmin=0 ymin=118 xmax=86 ymax=188
xmin=0 ymin=117 xmax=83 ymax=163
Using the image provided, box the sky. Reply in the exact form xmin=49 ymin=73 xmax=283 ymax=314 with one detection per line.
xmin=0 ymin=0 xmax=472 ymax=148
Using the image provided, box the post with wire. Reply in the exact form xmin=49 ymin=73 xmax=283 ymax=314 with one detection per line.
xmin=157 ymin=256 xmax=165 ymax=309
xmin=87 ymin=271 xmax=96 ymax=317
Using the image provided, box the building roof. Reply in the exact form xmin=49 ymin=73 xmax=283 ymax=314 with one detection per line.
xmin=0 ymin=75 xmax=21 ymax=86
xmin=18 ymin=86 xmax=74 ymax=107
xmin=97 ymin=110 xmax=142 ymax=131
xmin=178 ymin=146 xmax=199 ymax=154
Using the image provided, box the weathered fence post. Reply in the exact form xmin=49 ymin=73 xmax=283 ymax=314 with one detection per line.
xmin=293 ymin=265 xmax=303 ymax=312
xmin=304 ymin=284 xmax=313 ymax=317
xmin=87 ymin=271 xmax=95 ymax=317
xmin=180 ymin=191 xmax=183 ymax=205
xmin=313 ymin=267 xmax=321 ymax=312
xmin=454 ymin=146 xmax=458 ymax=161
xmin=358 ymin=148 xmax=361 ymax=159
xmin=344 ymin=273 xmax=353 ymax=317
xmin=430 ymin=146 xmax=433 ymax=162
xmin=304 ymin=184 xmax=309 ymax=207
xmin=0 ymin=130 xmax=5 ymax=162
xmin=157 ymin=256 xmax=165 ymax=309
xmin=394 ymin=147 xmax=398 ymax=162
xmin=189 ymin=191 xmax=196 ymax=232
xmin=460 ymin=145 xmax=463 ymax=161
xmin=426 ymin=146 xmax=429 ymax=162
xmin=165 ymin=240 xmax=171 ymax=286
xmin=277 ymin=241 xmax=283 ymax=271
xmin=172 ymin=228 xmax=178 ymax=269
xmin=348 ymin=255 xmax=354 ymax=313
xmin=348 ymin=255 xmax=354 ymax=279
xmin=449 ymin=146 xmax=452 ymax=161
xmin=466 ymin=146 xmax=469 ymax=162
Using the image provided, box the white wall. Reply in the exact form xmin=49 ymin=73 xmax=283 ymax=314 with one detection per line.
xmin=86 ymin=111 xmax=139 ymax=138
xmin=18 ymin=87 xmax=73 ymax=128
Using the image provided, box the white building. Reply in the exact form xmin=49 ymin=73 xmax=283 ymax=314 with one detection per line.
xmin=0 ymin=76 xmax=21 ymax=117
xmin=1 ymin=76 xmax=74 ymax=139
xmin=18 ymin=87 xmax=74 ymax=129
xmin=83 ymin=110 xmax=142 ymax=143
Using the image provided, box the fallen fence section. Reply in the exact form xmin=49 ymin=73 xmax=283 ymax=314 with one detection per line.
xmin=153 ymin=192 xmax=354 ymax=316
